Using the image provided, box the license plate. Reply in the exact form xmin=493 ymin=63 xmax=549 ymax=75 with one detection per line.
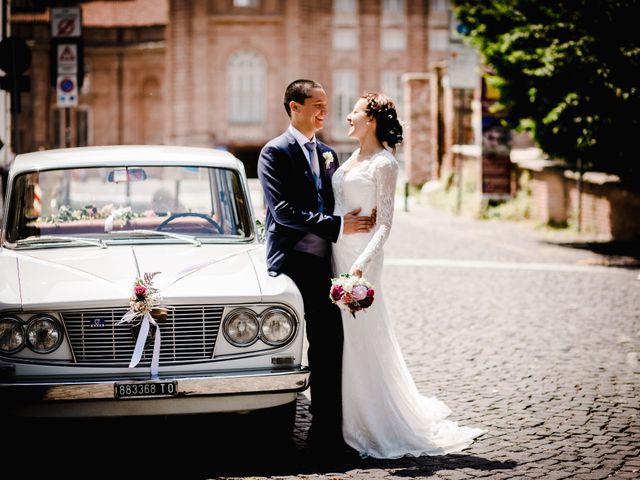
xmin=115 ymin=380 xmax=177 ymax=399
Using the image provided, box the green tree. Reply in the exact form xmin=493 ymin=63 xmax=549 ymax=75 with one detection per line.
xmin=453 ymin=0 xmax=640 ymax=186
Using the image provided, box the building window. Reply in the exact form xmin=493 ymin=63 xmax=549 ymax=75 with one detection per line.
xmin=333 ymin=28 xmax=358 ymax=50
xmin=233 ymin=0 xmax=258 ymax=7
xmin=381 ymin=29 xmax=406 ymax=51
xmin=334 ymin=0 xmax=356 ymax=14
xmin=431 ymin=0 xmax=448 ymax=12
xmin=381 ymin=71 xmax=403 ymax=118
xmin=227 ymin=51 xmax=266 ymax=124
xmin=383 ymin=0 xmax=404 ymax=14
xmin=333 ymin=70 xmax=358 ymax=130
xmin=430 ymin=29 xmax=448 ymax=51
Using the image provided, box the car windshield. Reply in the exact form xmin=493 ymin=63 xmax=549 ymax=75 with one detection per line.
xmin=5 ymin=165 xmax=254 ymax=245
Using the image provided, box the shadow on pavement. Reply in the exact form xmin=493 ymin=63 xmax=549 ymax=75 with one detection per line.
xmin=541 ymin=239 xmax=640 ymax=267
xmin=11 ymin=413 xmax=517 ymax=479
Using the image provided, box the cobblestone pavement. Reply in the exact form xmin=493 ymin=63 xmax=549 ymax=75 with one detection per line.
xmin=216 ymin=204 xmax=637 ymax=480
xmin=34 ymin=203 xmax=640 ymax=479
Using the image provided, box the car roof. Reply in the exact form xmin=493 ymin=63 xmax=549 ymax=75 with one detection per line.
xmin=9 ymin=145 xmax=243 ymax=176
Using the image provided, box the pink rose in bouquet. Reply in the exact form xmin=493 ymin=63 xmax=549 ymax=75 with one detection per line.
xmin=134 ymin=284 xmax=147 ymax=299
xmin=126 ymin=273 xmax=162 ymax=315
xmin=351 ymin=284 xmax=368 ymax=301
xmin=329 ymin=273 xmax=375 ymax=318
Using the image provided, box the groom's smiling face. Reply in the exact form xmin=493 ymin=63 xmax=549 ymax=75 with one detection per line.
xmin=291 ymin=87 xmax=328 ymax=137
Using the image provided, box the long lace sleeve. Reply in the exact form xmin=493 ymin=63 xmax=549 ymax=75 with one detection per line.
xmin=353 ymin=154 xmax=398 ymax=273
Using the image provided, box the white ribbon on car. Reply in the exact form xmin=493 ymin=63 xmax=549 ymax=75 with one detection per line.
xmin=119 ymin=245 xmax=260 ymax=379
xmin=129 ymin=312 xmax=161 ymax=379
xmin=157 ymin=246 xmax=260 ymax=288
xmin=117 ymin=308 xmax=162 ymax=379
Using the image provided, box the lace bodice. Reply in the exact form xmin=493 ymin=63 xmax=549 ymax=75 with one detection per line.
xmin=332 ymin=148 xmax=398 ymax=273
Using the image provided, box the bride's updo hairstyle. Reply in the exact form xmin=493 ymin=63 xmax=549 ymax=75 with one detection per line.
xmin=363 ymin=92 xmax=403 ymax=150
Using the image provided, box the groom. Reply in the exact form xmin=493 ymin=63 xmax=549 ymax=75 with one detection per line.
xmin=258 ymin=79 xmax=374 ymax=450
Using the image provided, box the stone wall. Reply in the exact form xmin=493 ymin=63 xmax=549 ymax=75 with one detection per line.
xmin=515 ymin=159 xmax=640 ymax=240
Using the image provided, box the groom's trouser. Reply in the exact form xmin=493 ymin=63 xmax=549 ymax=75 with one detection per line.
xmin=282 ymin=250 xmax=344 ymax=443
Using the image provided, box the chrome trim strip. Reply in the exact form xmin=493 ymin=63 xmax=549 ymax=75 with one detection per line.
xmin=0 ymin=368 xmax=309 ymax=402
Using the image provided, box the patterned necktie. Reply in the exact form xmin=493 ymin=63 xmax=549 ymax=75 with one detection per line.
xmin=304 ymin=141 xmax=324 ymax=213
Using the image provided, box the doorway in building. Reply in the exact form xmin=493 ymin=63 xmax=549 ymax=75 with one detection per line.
xmin=229 ymin=146 xmax=261 ymax=179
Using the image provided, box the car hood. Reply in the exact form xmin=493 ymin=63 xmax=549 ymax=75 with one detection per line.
xmin=5 ymin=244 xmax=265 ymax=310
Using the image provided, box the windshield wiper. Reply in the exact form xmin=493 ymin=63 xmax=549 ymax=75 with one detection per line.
xmin=16 ymin=236 xmax=107 ymax=249
xmin=109 ymin=229 xmax=202 ymax=247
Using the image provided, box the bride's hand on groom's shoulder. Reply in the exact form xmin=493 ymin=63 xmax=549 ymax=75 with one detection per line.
xmin=343 ymin=208 xmax=375 ymax=234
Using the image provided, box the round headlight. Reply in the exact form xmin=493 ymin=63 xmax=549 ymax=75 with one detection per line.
xmin=26 ymin=315 xmax=63 ymax=353
xmin=260 ymin=308 xmax=295 ymax=346
xmin=0 ymin=316 xmax=25 ymax=354
xmin=223 ymin=309 xmax=259 ymax=346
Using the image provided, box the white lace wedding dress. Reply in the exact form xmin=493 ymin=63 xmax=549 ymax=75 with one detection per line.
xmin=332 ymin=148 xmax=485 ymax=459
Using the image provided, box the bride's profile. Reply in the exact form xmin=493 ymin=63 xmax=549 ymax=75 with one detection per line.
xmin=331 ymin=91 xmax=485 ymax=459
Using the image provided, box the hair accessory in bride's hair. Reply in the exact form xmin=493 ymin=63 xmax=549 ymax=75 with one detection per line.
xmin=330 ymin=273 xmax=375 ymax=318
xmin=362 ymin=92 xmax=404 ymax=149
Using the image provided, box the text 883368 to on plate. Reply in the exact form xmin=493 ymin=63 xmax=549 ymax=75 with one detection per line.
xmin=115 ymin=380 xmax=177 ymax=399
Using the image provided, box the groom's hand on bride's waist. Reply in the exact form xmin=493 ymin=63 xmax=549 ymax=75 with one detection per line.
xmin=343 ymin=208 xmax=376 ymax=234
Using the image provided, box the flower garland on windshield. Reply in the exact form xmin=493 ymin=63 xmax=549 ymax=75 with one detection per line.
xmin=37 ymin=204 xmax=152 ymax=225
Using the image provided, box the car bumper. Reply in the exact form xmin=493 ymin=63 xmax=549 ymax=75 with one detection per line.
xmin=0 ymin=367 xmax=310 ymax=417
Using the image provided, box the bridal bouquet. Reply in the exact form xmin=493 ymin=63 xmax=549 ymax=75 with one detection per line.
xmin=329 ymin=273 xmax=375 ymax=318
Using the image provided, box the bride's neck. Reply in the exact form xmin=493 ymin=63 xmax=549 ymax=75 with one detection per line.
xmin=358 ymin=134 xmax=384 ymax=158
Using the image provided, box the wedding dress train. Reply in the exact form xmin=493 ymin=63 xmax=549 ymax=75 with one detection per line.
xmin=332 ymin=149 xmax=485 ymax=458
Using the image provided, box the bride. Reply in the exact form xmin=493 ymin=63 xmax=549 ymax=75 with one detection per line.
xmin=331 ymin=92 xmax=485 ymax=459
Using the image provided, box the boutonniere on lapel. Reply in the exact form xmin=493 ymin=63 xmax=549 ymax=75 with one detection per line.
xmin=322 ymin=151 xmax=335 ymax=169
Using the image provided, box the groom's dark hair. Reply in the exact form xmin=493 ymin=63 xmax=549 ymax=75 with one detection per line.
xmin=284 ymin=79 xmax=323 ymax=117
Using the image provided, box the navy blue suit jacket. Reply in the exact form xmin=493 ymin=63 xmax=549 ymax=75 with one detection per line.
xmin=258 ymin=130 xmax=341 ymax=275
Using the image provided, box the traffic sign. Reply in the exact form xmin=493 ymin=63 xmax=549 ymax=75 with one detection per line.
xmin=448 ymin=43 xmax=478 ymax=90
xmin=57 ymin=74 xmax=78 ymax=107
xmin=57 ymin=44 xmax=78 ymax=74
xmin=51 ymin=7 xmax=82 ymax=38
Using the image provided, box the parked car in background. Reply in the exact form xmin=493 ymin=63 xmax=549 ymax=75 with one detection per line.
xmin=0 ymin=145 xmax=308 ymax=435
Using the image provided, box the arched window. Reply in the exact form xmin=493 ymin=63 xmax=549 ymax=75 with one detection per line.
xmin=227 ymin=51 xmax=266 ymax=124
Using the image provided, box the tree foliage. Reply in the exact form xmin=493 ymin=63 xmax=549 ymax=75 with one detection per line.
xmin=453 ymin=0 xmax=640 ymax=185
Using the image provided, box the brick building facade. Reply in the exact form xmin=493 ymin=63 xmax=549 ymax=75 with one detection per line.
xmin=12 ymin=0 xmax=454 ymax=179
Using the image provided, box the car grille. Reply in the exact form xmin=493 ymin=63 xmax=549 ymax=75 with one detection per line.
xmin=62 ymin=306 xmax=223 ymax=367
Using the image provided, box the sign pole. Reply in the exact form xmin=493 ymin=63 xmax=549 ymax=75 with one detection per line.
xmin=456 ymin=89 xmax=464 ymax=214
xmin=448 ymin=15 xmax=478 ymax=215
xmin=51 ymin=5 xmax=82 ymax=146
xmin=65 ymin=107 xmax=71 ymax=148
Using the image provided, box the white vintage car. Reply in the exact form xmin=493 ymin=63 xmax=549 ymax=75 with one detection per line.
xmin=0 ymin=145 xmax=308 ymax=432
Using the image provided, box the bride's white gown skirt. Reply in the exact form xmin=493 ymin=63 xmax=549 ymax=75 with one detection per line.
xmin=335 ymin=244 xmax=484 ymax=458
xmin=332 ymin=150 xmax=484 ymax=459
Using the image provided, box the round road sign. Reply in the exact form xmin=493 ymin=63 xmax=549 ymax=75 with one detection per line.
xmin=59 ymin=77 xmax=75 ymax=93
